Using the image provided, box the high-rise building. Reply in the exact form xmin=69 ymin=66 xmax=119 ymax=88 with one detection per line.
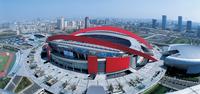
xmin=105 ymin=18 xmax=110 ymax=25
xmin=162 ymin=15 xmax=167 ymax=30
xmin=57 ymin=17 xmax=65 ymax=30
xmin=152 ymin=19 xmax=157 ymax=28
xmin=178 ymin=16 xmax=183 ymax=32
xmin=61 ymin=17 xmax=65 ymax=30
xmin=85 ymin=17 xmax=90 ymax=29
xmin=186 ymin=21 xmax=192 ymax=32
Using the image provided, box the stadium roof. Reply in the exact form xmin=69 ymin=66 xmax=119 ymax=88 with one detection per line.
xmin=71 ymin=26 xmax=153 ymax=49
xmin=169 ymin=44 xmax=200 ymax=59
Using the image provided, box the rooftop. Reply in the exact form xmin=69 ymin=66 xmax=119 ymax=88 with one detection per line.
xmin=168 ymin=44 xmax=200 ymax=59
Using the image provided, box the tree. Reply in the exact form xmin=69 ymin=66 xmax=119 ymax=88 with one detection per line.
xmin=107 ymin=84 xmax=114 ymax=93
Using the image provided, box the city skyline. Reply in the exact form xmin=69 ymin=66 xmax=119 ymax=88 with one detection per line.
xmin=1 ymin=0 xmax=200 ymax=22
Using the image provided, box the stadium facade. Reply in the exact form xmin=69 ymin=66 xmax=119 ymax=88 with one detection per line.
xmin=43 ymin=26 xmax=157 ymax=74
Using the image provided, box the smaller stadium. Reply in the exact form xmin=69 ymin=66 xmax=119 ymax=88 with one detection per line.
xmin=164 ymin=44 xmax=200 ymax=74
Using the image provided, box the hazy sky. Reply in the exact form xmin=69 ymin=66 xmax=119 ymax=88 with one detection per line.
xmin=0 ymin=0 xmax=200 ymax=22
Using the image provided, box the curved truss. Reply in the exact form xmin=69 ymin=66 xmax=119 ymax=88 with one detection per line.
xmin=71 ymin=26 xmax=153 ymax=49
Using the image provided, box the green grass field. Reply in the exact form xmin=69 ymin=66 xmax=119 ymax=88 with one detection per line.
xmin=0 ymin=77 xmax=11 ymax=89
xmin=143 ymin=84 xmax=172 ymax=94
xmin=0 ymin=55 xmax=9 ymax=72
xmin=14 ymin=77 xmax=32 ymax=93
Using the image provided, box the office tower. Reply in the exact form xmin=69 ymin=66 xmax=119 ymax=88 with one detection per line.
xmin=85 ymin=17 xmax=89 ymax=29
xmin=178 ymin=16 xmax=183 ymax=32
xmin=105 ymin=18 xmax=110 ymax=25
xmin=57 ymin=19 xmax=61 ymax=29
xmin=152 ymin=19 xmax=157 ymax=28
xmin=57 ymin=17 xmax=65 ymax=30
xmin=162 ymin=15 xmax=167 ymax=30
xmin=186 ymin=21 xmax=192 ymax=32
xmin=61 ymin=17 xmax=65 ymax=30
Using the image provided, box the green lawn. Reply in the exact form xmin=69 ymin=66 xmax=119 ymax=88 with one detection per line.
xmin=14 ymin=77 xmax=32 ymax=93
xmin=143 ymin=84 xmax=172 ymax=94
xmin=0 ymin=55 xmax=9 ymax=72
xmin=0 ymin=77 xmax=11 ymax=89
xmin=169 ymin=38 xmax=191 ymax=44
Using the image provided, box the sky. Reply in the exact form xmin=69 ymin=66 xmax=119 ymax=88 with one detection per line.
xmin=0 ymin=0 xmax=200 ymax=22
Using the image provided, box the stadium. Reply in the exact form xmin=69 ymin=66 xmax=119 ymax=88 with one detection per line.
xmin=0 ymin=52 xmax=15 ymax=78
xmin=43 ymin=26 xmax=158 ymax=74
xmin=164 ymin=44 xmax=200 ymax=74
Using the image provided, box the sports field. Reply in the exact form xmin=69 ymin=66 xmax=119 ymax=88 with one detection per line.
xmin=0 ymin=52 xmax=15 ymax=78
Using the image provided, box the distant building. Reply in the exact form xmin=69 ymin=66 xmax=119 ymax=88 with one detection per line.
xmin=178 ymin=16 xmax=183 ymax=32
xmin=64 ymin=21 xmax=68 ymax=29
xmin=16 ymin=30 xmax=20 ymax=35
xmin=90 ymin=19 xmax=98 ymax=25
xmin=152 ymin=19 xmax=157 ymax=28
xmin=197 ymin=26 xmax=200 ymax=37
xmin=85 ymin=17 xmax=90 ymax=29
xmin=0 ymin=23 xmax=10 ymax=29
xmin=105 ymin=18 xmax=110 ymax=25
xmin=162 ymin=15 xmax=167 ymax=30
xmin=186 ymin=21 xmax=192 ymax=32
xmin=61 ymin=17 xmax=65 ymax=30
xmin=57 ymin=17 xmax=65 ymax=30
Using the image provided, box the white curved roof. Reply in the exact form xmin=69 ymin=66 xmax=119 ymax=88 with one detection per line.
xmin=168 ymin=44 xmax=200 ymax=60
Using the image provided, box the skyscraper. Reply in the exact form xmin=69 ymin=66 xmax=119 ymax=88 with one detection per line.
xmin=152 ymin=19 xmax=157 ymax=28
xmin=61 ymin=17 xmax=65 ymax=30
xmin=57 ymin=17 xmax=65 ymax=30
xmin=186 ymin=21 xmax=192 ymax=32
xmin=162 ymin=15 xmax=167 ymax=30
xmin=178 ymin=16 xmax=182 ymax=32
xmin=85 ymin=17 xmax=89 ymax=29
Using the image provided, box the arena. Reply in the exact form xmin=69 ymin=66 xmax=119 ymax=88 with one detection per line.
xmin=16 ymin=26 xmax=165 ymax=94
xmin=164 ymin=44 xmax=200 ymax=74
xmin=43 ymin=26 xmax=158 ymax=74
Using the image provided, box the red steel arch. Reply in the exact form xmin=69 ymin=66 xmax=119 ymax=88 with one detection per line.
xmin=47 ymin=35 xmax=157 ymax=61
xmin=71 ymin=26 xmax=153 ymax=49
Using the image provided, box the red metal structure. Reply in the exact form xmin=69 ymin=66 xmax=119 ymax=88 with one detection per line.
xmin=88 ymin=56 xmax=98 ymax=74
xmin=71 ymin=26 xmax=153 ymax=49
xmin=43 ymin=44 xmax=51 ymax=61
xmin=106 ymin=57 xmax=130 ymax=73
